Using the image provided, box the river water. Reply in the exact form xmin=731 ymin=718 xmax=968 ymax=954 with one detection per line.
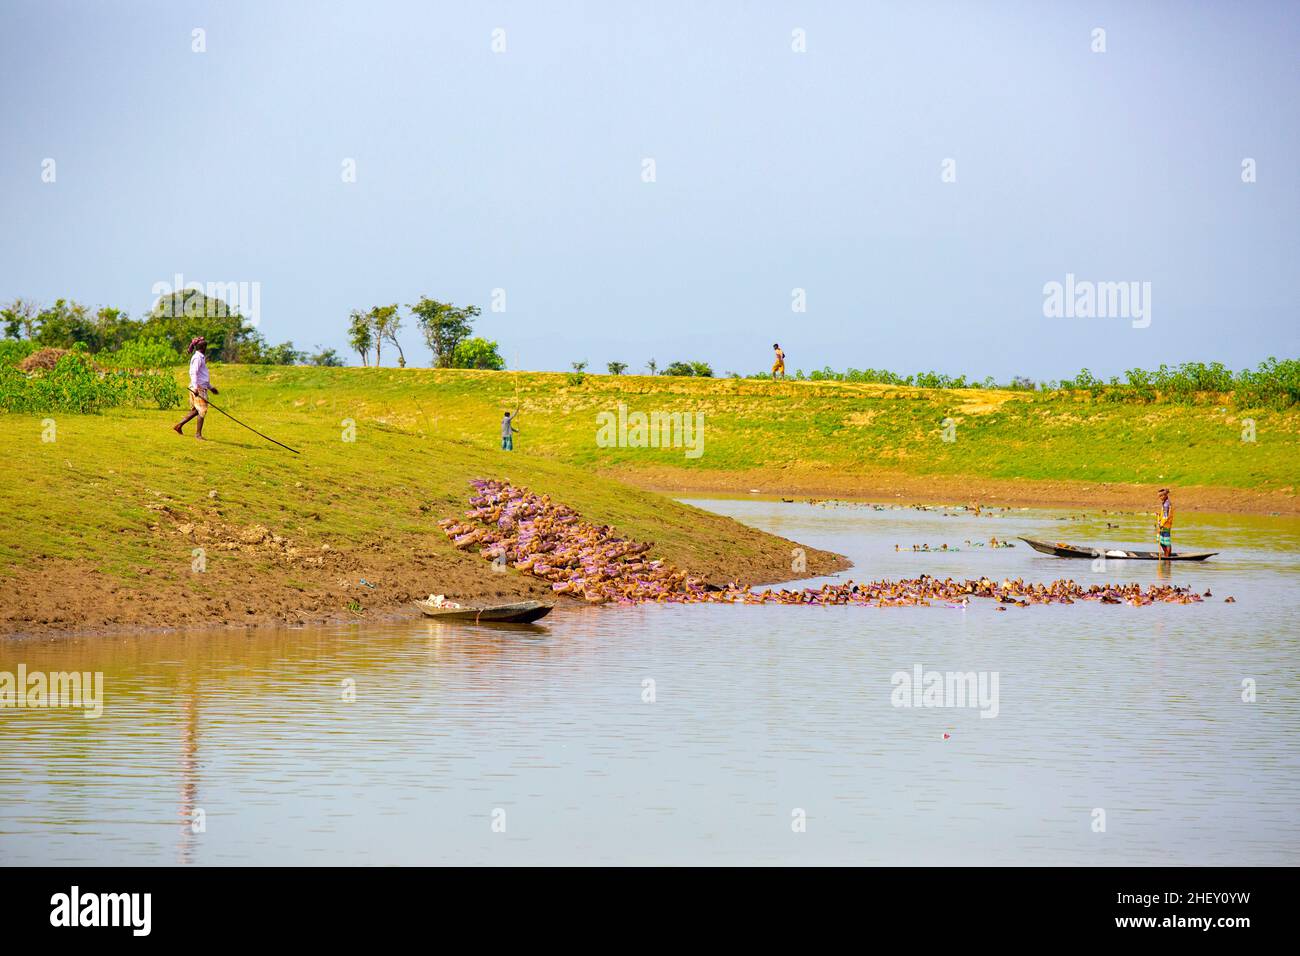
xmin=2 ymin=499 xmax=1297 ymax=865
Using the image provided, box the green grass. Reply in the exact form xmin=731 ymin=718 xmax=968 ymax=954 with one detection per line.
xmin=186 ymin=365 xmax=1298 ymax=493
xmin=0 ymin=367 xmax=819 ymax=583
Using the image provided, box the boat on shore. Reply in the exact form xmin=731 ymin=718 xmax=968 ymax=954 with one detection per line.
xmin=414 ymin=597 xmax=555 ymax=623
xmin=1018 ymin=537 xmax=1218 ymax=562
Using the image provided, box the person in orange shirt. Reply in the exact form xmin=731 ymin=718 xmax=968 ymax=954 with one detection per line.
xmin=1156 ymin=488 xmax=1174 ymax=558
xmin=771 ymin=343 xmax=786 ymax=380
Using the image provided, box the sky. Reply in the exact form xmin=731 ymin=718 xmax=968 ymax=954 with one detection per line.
xmin=1 ymin=0 xmax=1296 ymax=378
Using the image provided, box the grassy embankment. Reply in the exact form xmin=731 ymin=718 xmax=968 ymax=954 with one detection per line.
xmin=2 ymin=364 xmax=1296 ymax=634
xmin=0 ymin=368 xmax=846 ymax=634
xmin=212 ymin=366 xmax=1296 ymax=511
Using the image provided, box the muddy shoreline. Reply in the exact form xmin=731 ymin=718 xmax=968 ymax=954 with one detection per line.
xmin=0 ymin=520 xmax=848 ymax=639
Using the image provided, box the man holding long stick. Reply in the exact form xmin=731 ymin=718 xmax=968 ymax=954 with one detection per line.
xmin=173 ymin=336 xmax=218 ymax=440
xmin=501 ymin=408 xmax=520 ymax=451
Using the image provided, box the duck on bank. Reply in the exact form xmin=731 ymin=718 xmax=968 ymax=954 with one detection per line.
xmin=440 ymin=480 xmax=1207 ymax=609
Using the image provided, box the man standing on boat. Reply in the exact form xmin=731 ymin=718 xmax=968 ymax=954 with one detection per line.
xmin=1156 ymin=488 xmax=1174 ymax=558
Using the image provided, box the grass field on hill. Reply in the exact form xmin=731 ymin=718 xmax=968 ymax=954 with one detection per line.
xmin=195 ymin=365 xmax=1297 ymax=504
xmin=0 ymin=371 xmax=844 ymax=633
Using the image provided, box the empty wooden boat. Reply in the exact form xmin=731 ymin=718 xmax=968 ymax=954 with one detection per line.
xmin=1018 ymin=537 xmax=1218 ymax=561
xmin=414 ymin=598 xmax=555 ymax=623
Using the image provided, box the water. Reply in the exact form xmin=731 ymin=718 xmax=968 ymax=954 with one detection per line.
xmin=2 ymin=499 xmax=1297 ymax=865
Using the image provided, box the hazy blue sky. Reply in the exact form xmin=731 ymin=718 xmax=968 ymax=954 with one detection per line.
xmin=1 ymin=1 xmax=1296 ymax=377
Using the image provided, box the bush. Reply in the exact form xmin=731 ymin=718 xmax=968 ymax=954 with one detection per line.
xmin=309 ymin=346 xmax=345 ymax=367
xmin=606 ymin=361 xmax=628 ymax=375
xmin=664 ymin=361 xmax=695 ymax=376
xmin=102 ymin=337 xmax=184 ymax=369
xmin=0 ymin=340 xmax=38 ymax=367
xmin=0 ymin=352 xmax=179 ymax=412
xmin=452 ymin=337 xmax=505 ymax=370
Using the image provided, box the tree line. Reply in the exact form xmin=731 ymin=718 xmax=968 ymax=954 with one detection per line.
xmin=0 ymin=292 xmax=505 ymax=370
xmin=346 ymin=298 xmax=503 ymax=369
xmin=0 ymin=292 xmax=339 ymax=366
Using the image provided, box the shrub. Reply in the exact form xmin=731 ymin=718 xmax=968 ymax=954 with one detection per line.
xmin=0 ymin=340 xmax=39 ymax=367
xmin=309 ymin=346 xmax=345 ymax=367
xmin=451 ymin=337 xmax=505 ymax=370
xmin=102 ymin=337 xmax=184 ymax=369
xmin=0 ymin=353 xmax=179 ymax=412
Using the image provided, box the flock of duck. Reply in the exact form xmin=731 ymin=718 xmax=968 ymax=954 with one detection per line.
xmin=439 ymin=480 xmax=1206 ymax=609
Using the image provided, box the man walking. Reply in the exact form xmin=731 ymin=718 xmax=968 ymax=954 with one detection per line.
xmin=771 ymin=343 xmax=786 ymax=380
xmin=173 ymin=337 xmax=218 ymax=440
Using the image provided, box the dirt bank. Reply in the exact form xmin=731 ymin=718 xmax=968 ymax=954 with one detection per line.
xmin=0 ymin=509 xmax=846 ymax=638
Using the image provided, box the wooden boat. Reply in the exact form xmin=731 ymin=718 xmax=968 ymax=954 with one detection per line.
xmin=1018 ymin=537 xmax=1218 ymax=562
xmin=414 ymin=598 xmax=555 ymax=623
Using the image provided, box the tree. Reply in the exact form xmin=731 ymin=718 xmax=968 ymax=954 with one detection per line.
xmin=371 ymin=304 xmax=404 ymax=367
xmin=452 ymin=337 xmax=506 ymax=370
xmin=607 ymin=361 xmax=628 ymax=375
xmin=348 ymin=310 xmax=373 ymax=366
xmin=571 ymin=360 xmax=588 ymax=373
xmin=646 ymin=358 xmax=658 ymax=375
xmin=664 ymin=361 xmax=694 ymax=376
xmin=261 ymin=341 xmax=304 ymax=365
xmin=310 ymin=346 xmax=345 ymax=367
xmin=32 ymin=299 xmax=108 ymax=350
xmin=143 ymin=290 xmax=257 ymax=361
xmin=1 ymin=298 xmax=40 ymax=339
xmin=409 ymin=297 xmax=480 ymax=367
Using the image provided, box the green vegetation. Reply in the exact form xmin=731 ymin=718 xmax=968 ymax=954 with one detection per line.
xmin=135 ymin=365 xmax=1290 ymax=497
xmin=665 ymin=361 xmax=714 ymax=377
xmin=452 ymin=337 xmax=505 ymax=370
xmin=1 ymin=293 xmax=309 ymax=366
xmin=0 ymin=366 xmax=811 ymax=591
xmin=753 ymin=359 xmax=1300 ymax=409
xmin=0 ymin=351 xmax=179 ymax=413
xmin=409 ymin=297 xmax=483 ymax=368
xmin=100 ymin=337 xmax=183 ymax=369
